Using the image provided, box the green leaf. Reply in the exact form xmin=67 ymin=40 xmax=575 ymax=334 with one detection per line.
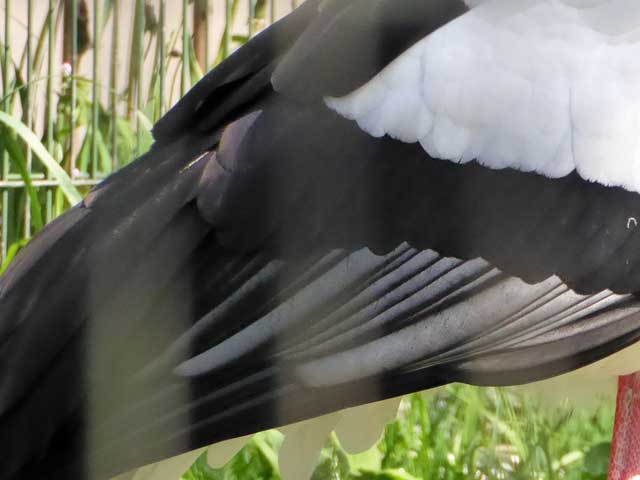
xmin=136 ymin=109 xmax=154 ymax=134
xmin=311 ymin=434 xmax=350 ymax=480
xmin=182 ymin=453 xmax=222 ymax=480
xmin=0 ymin=238 xmax=30 ymax=274
xmin=582 ymin=442 xmax=611 ymax=479
xmin=0 ymin=111 xmax=82 ymax=204
xmin=350 ymin=468 xmax=421 ymax=480
xmin=135 ymin=110 xmax=155 ymax=154
xmin=348 ymin=447 xmax=383 ymax=473
xmin=1 ymin=129 xmax=44 ymax=231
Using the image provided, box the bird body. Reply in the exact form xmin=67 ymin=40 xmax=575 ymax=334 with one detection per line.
xmin=2 ymin=1 xmax=640 ymax=479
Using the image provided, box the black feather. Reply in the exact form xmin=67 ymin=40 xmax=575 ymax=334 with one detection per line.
xmin=2 ymin=2 xmax=640 ymax=479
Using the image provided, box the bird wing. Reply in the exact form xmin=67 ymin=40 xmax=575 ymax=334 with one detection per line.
xmin=327 ymin=0 xmax=640 ymax=192
xmin=3 ymin=1 xmax=640 ymax=479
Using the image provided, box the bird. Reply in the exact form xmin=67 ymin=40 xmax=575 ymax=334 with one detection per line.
xmin=3 ymin=0 xmax=640 ymax=478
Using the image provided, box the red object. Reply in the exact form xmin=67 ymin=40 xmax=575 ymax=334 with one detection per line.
xmin=609 ymin=373 xmax=640 ymax=480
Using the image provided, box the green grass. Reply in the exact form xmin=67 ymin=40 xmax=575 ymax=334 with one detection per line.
xmin=184 ymin=385 xmax=614 ymax=480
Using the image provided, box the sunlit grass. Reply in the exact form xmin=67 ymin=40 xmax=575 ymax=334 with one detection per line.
xmin=185 ymin=385 xmax=614 ymax=480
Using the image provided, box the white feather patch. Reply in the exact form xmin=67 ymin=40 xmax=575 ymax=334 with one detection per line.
xmin=326 ymin=0 xmax=640 ymax=193
xmin=334 ymin=397 xmax=401 ymax=453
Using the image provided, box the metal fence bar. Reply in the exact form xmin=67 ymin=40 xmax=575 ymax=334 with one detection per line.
xmin=248 ymin=0 xmax=255 ymax=37
xmin=158 ymin=0 xmax=165 ymax=116
xmin=24 ymin=0 xmax=33 ymax=238
xmin=224 ymin=0 xmax=231 ymax=60
xmin=1 ymin=0 xmax=11 ymax=260
xmin=204 ymin=0 xmax=209 ymax=69
xmin=110 ymin=0 xmax=119 ymax=170
xmin=181 ymin=0 xmax=188 ymax=96
xmin=91 ymin=0 xmax=99 ymax=177
xmin=134 ymin=0 xmax=144 ymax=153
xmin=46 ymin=0 xmax=55 ymax=222
xmin=0 ymin=179 xmax=102 ymax=188
xmin=70 ymin=0 xmax=79 ymax=179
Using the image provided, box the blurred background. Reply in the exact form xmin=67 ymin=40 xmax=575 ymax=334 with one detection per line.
xmin=0 ymin=2 xmax=616 ymax=479
xmin=0 ymin=0 xmax=299 ymax=269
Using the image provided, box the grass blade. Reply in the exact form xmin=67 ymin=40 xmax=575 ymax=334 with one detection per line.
xmin=0 ymin=111 xmax=82 ymax=204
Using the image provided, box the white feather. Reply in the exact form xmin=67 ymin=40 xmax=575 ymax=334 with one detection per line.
xmin=327 ymin=0 xmax=640 ymax=193
xmin=334 ymin=397 xmax=402 ymax=454
xmin=278 ymin=413 xmax=341 ymax=480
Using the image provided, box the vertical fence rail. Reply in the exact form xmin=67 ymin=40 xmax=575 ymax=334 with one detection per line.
xmin=204 ymin=0 xmax=209 ymax=70
xmin=23 ymin=0 xmax=32 ymax=238
xmin=1 ymin=0 xmax=10 ymax=260
xmin=70 ymin=0 xmax=78 ymax=179
xmin=248 ymin=0 xmax=255 ymax=37
xmin=110 ymin=0 xmax=119 ymax=171
xmin=46 ymin=0 xmax=55 ymax=222
xmin=135 ymin=0 xmax=144 ymax=152
xmin=91 ymin=0 xmax=99 ymax=177
xmin=0 ymin=0 xmax=295 ymax=265
xmin=181 ymin=0 xmax=188 ymax=96
xmin=223 ymin=0 xmax=231 ymax=61
xmin=158 ymin=0 xmax=165 ymax=117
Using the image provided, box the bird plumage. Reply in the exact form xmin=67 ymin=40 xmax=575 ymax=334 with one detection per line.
xmin=2 ymin=1 xmax=640 ymax=479
xmin=328 ymin=0 xmax=640 ymax=192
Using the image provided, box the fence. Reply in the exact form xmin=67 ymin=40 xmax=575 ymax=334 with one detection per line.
xmin=0 ymin=0 xmax=299 ymax=266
